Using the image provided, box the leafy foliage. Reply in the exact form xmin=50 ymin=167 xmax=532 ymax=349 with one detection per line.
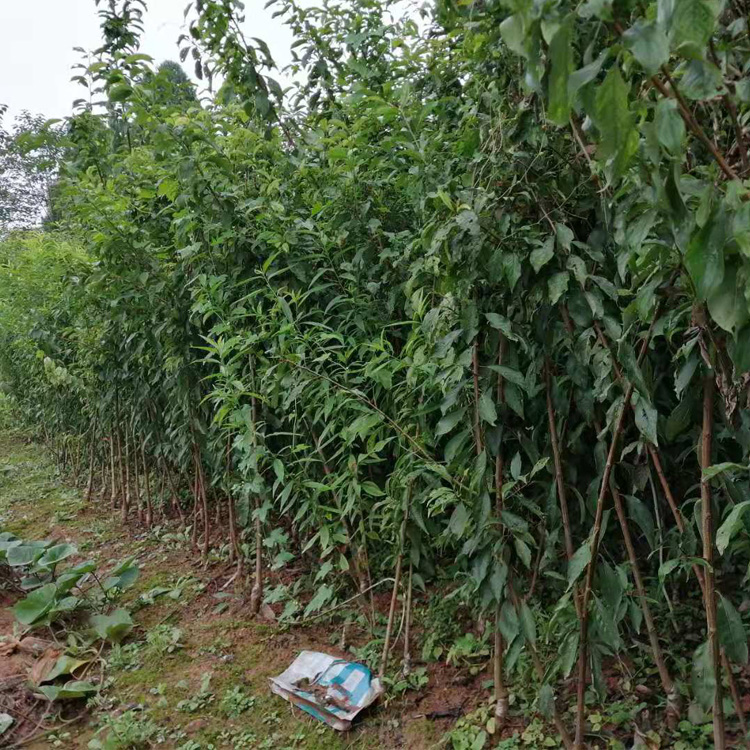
xmin=2 ymin=0 xmax=750 ymax=744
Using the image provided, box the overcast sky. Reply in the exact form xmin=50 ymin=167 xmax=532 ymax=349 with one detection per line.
xmin=0 ymin=0 xmax=296 ymax=123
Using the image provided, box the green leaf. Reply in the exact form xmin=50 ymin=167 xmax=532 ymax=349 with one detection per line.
xmin=732 ymin=325 xmax=750 ymax=374
xmin=680 ymin=59 xmax=722 ymax=100
xmin=484 ymin=313 xmax=516 ymax=340
xmin=448 ymin=503 xmax=469 ymax=537
xmin=593 ymin=595 xmax=621 ymax=650
xmin=716 ymin=500 xmax=750 ymax=554
xmin=691 ymin=641 xmax=716 ymax=710
xmin=14 ymin=583 xmax=57 ymax=626
xmin=0 ymin=713 xmax=12 ymax=737
xmin=703 ymin=462 xmax=747 ymax=480
xmin=157 ymin=179 xmax=179 ymax=201
xmin=707 ymin=264 xmax=749 ymax=333
xmin=666 ymin=399 xmax=692 ymax=441
xmin=626 ymin=495 xmax=655 ymax=548
xmin=685 ymin=207 xmax=726 ymax=300
xmin=43 ymin=655 xmax=90 ymax=684
xmin=478 ymin=391 xmax=497 ymax=426
xmin=718 ymin=594 xmax=748 ymax=664
xmin=514 ymin=538 xmax=532 ymax=568
xmin=489 ymin=560 xmax=508 ymax=602
xmin=37 ymin=543 xmax=77 ymax=570
xmin=471 ymin=549 xmax=491 ymax=588
xmin=558 ymin=631 xmax=579 ymax=677
xmin=37 ymin=680 xmax=97 ymax=701
xmin=499 ymin=14 xmax=527 ymax=56
xmin=518 ymin=600 xmax=537 ymax=644
xmin=304 ymin=584 xmax=334 ymax=617
xmin=548 ymin=272 xmax=570 ymax=304
xmin=670 ymin=0 xmax=718 ymax=58
xmin=486 ymin=365 xmax=526 ymax=390
xmin=634 ymin=397 xmax=659 ymax=445
xmin=623 ymin=21 xmax=669 ymax=74
xmin=548 ymin=17 xmax=576 ymax=125
xmin=90 ymin=609 xmax=133 ymax=644
xmin=658 ymin=558 xmax=682 ymax=583
xmin=445 ymin=430 xmax=469 ymax=463
xmin=618 ymin=342 xmax=651 ymax=399
xmin=108 ymin=83 xmax=133 ymax=102
xmin=436 ymin=408 xmax=466 ymax=437
xmin=568 ymin=51 xmax=608 ymax=102
xmin=503 ymin=254 xmax=522 ymax=291
xmin=537 ymin=684 xmax=555 ymax=719
xmin=556 ymin=223 xmax=574 ymax=251
xmin=675 ymin=355 xmax=699 ymax=397
xmin=530 ymin=237 xmax=555 ymax=273
xmin=498 ymin=600 xmax=519 ymax=641
xmin=654 ymin=99 xmax=685 ymax=153
xmin=361 ymin=481 xmax=385 ymax=497
xmin=102 ymin=557 xmax=139 ymax=591
xmin=567 ymin=542 xmax=591 ymax=587
xmin=595 ymin=66 xmax=638 ymax=176
xmin=504 ymin=383 xmax=525 ymax=419
xmin=7 ymin=544 xmax=44 ymax=567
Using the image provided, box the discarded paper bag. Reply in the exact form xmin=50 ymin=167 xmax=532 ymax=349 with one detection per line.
xmin=269 ymin=650 xmax=383 ymax=730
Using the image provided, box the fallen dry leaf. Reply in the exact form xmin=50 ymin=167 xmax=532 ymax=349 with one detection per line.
xmin=28 ymin=647 xmax=62 ymax=686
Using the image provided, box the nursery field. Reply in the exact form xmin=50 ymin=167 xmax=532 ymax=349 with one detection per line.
xmin=2 ymin=0 xmax=750 ymax=747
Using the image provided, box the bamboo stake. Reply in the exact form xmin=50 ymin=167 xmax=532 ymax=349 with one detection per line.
xmin=122 ymin=428 xmax=130 ymax=522
xmin=132 ymin=429 xmax=142 ymax=526
xmin=494 ymin=334 xmax=509 ymax=727
xmin=609 ymin=479 xmax=680 ymax=726
xmin=142 ymin=444 xmax=152 ymax=528
xmin=508 ymin=580 xmax=573 ymax=749
xmin=110 ymin=434 xmax=117 ymax=507
xmin=379 ymin=492 xmax=408 ymax=681
xmin=85 ymin=434 xmax=95 ymax=503
xmin=574 ymin=315 xmax=658 ymax=749
xmin=545 ymin=361 xmax=575 ymax=562
xmin=701 ymin=372 xmax=725 ymax=749
xmin=248 ymin=368 xmax=263 ymax=614
xmin=722 ymin=650 xmax=750 ymax=749
xmin=403 ymin=563 xmax=413 ymax=676
xmin=248 ymin=494 xmax=263 ymax=613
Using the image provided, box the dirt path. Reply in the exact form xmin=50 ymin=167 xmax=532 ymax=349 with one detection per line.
xmin=0 ymin=427 xmax=452 ymax=749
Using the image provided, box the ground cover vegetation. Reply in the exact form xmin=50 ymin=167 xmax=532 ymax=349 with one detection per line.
xmin=1 ymin=0 xmax=750 ymax=746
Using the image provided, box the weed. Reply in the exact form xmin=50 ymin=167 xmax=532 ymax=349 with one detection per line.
xmin=87 ymin=709 xmax=163 ymax=749
xmin=219 ymin=685 xmax=255 ymax=718
xmin=176 ymin=672 xmax=214 ymax=713
xmin=108 ymin=643 xmax=142 ymax=671
xmin=145 ymin=624 xmax=183 ymax=655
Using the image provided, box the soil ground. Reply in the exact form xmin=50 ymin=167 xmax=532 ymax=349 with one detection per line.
xmin=0 ymin=426 xmax=482 ymax=749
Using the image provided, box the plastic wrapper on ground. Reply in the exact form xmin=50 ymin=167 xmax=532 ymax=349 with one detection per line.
xmin=269 ymin=650 xmax=383 ymax=731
